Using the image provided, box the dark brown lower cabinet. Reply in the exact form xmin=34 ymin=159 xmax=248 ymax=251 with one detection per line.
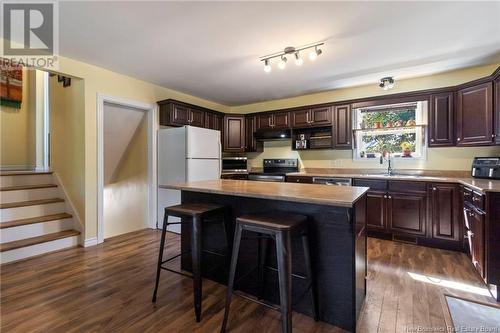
xmin=429 ymin=183 xmax=460 ymax=242
xmin=387 ymin=192 xmax=427 ymax=236
xmin=365 ymin=191 xmax=387 ymax=231
xmin=468 ymin=208 xmax=485 ymax=279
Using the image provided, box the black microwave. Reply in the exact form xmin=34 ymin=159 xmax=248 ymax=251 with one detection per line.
xmin=222 ymin=157 xmax=248 ymax=173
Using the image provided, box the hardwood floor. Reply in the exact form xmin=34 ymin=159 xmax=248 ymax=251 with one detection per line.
xmin=0 ymin=229 xmax=496 ymax=332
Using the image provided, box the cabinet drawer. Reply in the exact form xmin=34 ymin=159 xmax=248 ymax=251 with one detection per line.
xmin=389 ymin=180 xmax=427 ymax=193
xmin=286 ymin=175 xmax=313 ymax=184
xmin=463 ymin=187 xmax=485 ymax=211
xmin=353 ymin=179 xmax=387 ymax=191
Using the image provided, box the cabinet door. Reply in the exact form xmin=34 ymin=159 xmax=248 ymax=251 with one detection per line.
xmin=171 ymin=104 xmax=191 ymax=126
xmin=205 ymin=112 xmax=223 ymax=131
xmin=273 ymin=112 xmax=290 ymax=128
xmin=310 ymin=106 xmax=332 ymax=126
xmin=291 ymin=109 xmax=310 ymax=128
xmin=469 ymin=209 xmax=485 ymax=279
xmin=366 ymin=191 xmax=387 ymax=231
xmin=387 ymin=192 xmax=426 ymax=236
xmin=257 ymin=113 xmax=273 ymax=130
xmin=333 ymin=105 xmax=352 ymax=148
xmin=495 ymin=77 xmax=500 ymax=144
xmin=189 ymin=109 xmax=205 ymax=127
xmin=245 ymin=115 xmax=262 ymax=152
xmin=429 ymin=183 xmax=460 ymax=241
xmin=223 ymin=115 xmax=245 ymax=152
xmin=429 ymin=92 xmax=454 ymax=147
xmin=456 ymin=82 xmax=494 ymax=146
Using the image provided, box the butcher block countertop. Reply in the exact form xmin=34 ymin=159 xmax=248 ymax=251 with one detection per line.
xmin=161 ymin=179 xmax=369 ymax=208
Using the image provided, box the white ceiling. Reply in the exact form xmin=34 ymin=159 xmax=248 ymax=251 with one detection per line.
xmin=56 ymin=1 xmax=500 ymax=105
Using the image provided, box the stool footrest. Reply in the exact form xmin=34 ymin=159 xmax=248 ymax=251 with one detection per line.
xmin=234 ymin=291 xmax=280 ymax=311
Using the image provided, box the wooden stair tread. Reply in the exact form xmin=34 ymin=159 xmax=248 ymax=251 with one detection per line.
xmin=1 ymin=184 xmax=58 ymax=191
xmin=0 ymin=198 xmax=64 ymax=209
xmin=0 ymin=171 xmax=52 ymax=176
xmin=1 ymin=213 xmax=72 ymax=229
xmin=0 ymin=230 xmax=80 ymax=252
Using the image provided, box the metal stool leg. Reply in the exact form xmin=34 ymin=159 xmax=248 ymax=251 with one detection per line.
xmin=191 ymin=215 xmax=203 ymax=322
xmin=257 ymin=235 xmax=269 ymax=299
xmin=276 ymin=231 xmax=292 ymax=333
xmin=302 ymin=229 xmax=319 ymax=321
xmin=221 ymin=223 xmax=243 ymax=333
xmin=152 ymin=213 xmax=169 ymax=303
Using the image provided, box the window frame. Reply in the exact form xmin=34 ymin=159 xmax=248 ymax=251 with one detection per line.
xmin=352 ymin=101 xmax=428 ymax=161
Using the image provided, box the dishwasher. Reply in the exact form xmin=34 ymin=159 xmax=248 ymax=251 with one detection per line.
xmin=312 ymin=177 xmax=352 ymax=186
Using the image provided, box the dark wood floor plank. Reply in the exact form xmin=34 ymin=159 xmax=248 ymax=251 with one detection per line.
xmin=1 ymin=229 xmax=497 ymax=333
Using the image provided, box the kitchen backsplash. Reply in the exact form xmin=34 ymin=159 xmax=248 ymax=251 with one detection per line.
xmin=245 ymin=141 xmax=500 ymax=171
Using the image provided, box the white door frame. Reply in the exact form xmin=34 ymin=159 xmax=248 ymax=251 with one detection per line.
xmin=96 ymin=93 xmax=157 ymax=244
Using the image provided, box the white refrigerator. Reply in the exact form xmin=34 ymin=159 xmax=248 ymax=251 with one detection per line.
xmin=157 ymin=126 xmax=221 ymax=233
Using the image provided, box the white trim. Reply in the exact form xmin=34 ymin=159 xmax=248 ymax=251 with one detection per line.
xmin=43 ymin=71 xmax=50 ymax=171
xmin=83 ymin=237 xmax=98 ymax=247
xmin=52 ymin=172 xmax=83 ymax=235
xmin=96 ymin=93 xmax=157 ymax=244
xmin=0 ymin=165 xmax=36 ymax=171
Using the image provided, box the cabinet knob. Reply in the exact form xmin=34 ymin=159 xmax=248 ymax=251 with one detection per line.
xmin=384 ymin=195 xmax=388 ymax=199
xmin=433 ymin=187 xmax=437 ymax=191
xmin=388 ymin=195 xmax=392 ymax=199
xmin=493 ymin=134 xmax=496 ymax=138
xmin=457 ymin=137 xmax=461 ymax=141
xmin=347 ymin=141 xmax=350 ymax=144
xmin=430 ymin=139 xmax=434 ymax=143
xmin=296 ymin=179 xmax=300 ymax=183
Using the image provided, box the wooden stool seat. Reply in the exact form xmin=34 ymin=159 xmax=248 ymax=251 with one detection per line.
xmin=236 ymin=213 xmax=307 ymax=231
xmin=165 ymin=203 xmax=225 ymax=217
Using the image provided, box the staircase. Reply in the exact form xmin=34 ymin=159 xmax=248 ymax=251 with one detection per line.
xmin=0 ymin=171 xmax=80 ymax=264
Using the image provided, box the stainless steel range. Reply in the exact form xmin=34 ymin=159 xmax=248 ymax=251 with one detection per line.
xmin=248 ymin=159 xmax=299 ymax=182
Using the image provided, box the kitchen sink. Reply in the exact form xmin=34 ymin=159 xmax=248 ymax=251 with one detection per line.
xmin=360 ymin=173 xmax=442 ymax=180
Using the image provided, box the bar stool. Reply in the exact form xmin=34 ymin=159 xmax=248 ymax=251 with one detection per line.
xmin=152 ymin=203 xmax=229 ymax=322
xmin=221 ymin=213 xmax=318 ymax=333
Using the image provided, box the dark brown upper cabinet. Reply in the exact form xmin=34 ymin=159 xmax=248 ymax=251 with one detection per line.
xmin=291 ymin=107 xmax=332 ymax=128
xmin=159 ymin=100 xmax=207 ymax=128
xmin=429 ymin=92 xmax=454 ymax=147
xmin=333 ymin=105 xmax=352 ymax=149
xmin=245 ymin=115 xmax=263 ymax=152
xmin=257 ymin=112 xmax=290 ymax=130
xmin=223 ymin=115 xmax=246 ymax=152
xmin=428 ymin=183 xmax=460 ymax=242
xmin=456 ymin=82 xmax=494 ymax=146
xmin=205 ymin=112 xmax=223 ymax=131
xmin=495 ymin=76 xmax=500 ymax=144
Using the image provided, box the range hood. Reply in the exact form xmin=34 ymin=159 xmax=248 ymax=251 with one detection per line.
xmin=255 ymin=128 xmax=291 ymax=141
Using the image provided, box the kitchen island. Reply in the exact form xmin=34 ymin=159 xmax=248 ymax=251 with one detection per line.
xmin=161 ymin=180 xmax=369 ymax=332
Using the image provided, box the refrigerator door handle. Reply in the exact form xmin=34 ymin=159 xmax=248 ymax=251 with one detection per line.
xmin=218 ymin=140 xmax=222 ymax=178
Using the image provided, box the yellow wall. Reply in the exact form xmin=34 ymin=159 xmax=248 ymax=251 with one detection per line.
xmin=231 ymin=63 xmax=500 ymax=113
xmin=49 ymin=75 xmax=85 ymax=224
xmin=0 ymin=68 xmax=36 ymax=168
xmin=103 ymin=115 xmax=148 ymax=239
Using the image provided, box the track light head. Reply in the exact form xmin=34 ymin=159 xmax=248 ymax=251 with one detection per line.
xmin=379 ymin=77 xmax=395 ymax=90
xmin=294 ymin=52 xmax=303 ymax=66
xmin=278 ymin=55 xmax=287 ymax=70
xmin=263 ymin=59 xmax=272 ymax=73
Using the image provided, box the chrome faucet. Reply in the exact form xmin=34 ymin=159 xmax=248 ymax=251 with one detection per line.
xmin=380 ymin=152 xmax=394 ymax=176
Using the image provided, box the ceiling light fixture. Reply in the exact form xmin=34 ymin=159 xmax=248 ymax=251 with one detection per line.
xmin=294 ymin=52 xmax=303 ymax=66
xmin=379 ymin=77 xmax=395 ymax=90
xmin=309 ymin=46 xmax=322 ymax=61
xmin=278 ymin=55 xmax=287 ymax=70
xmin=260 ymin=42 xmax=324 ymax=72
xmin=264 ymin=59 xmax=272 ymax=73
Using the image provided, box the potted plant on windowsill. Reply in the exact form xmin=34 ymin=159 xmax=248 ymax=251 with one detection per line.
xmin=400 ymin=142 xmax=413 ymax=157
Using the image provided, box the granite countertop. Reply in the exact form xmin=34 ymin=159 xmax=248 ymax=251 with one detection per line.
xmin=161 ymin=179 xmax=369 ymax=208
xmin=286 ymin=170 xmax=500 ymax=193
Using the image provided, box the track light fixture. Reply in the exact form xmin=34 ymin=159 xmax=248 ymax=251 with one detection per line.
xmin=260 ymin=42 xmax=324 ymax=72
xmin=379 ymin=77 xmax=395 ymax=90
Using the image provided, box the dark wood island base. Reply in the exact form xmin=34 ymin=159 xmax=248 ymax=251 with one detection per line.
xmin=177 ymin=190 xmax=367 ymax=332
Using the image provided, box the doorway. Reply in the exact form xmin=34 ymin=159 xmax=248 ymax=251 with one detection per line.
xmin=97 ymin=94 xmax=157 ymax=244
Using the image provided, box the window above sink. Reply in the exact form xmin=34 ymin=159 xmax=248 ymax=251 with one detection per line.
xmin=353 ymin=101 xmax=428 ymax=160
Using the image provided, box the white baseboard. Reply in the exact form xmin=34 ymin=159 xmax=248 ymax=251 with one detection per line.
xmin=84 ymin=237 xmax=97 ymax=247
